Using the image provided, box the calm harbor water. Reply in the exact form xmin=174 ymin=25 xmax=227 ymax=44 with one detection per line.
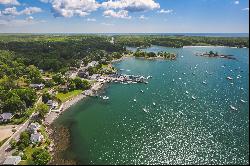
xmin=54 ymin=46 xmax=249 ymax=165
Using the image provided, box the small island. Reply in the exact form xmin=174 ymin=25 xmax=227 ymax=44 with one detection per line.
xmin=195 ymin=51 xmax=236 ymax=60
xmin=134 ymin=50 xmax=177 ymax=60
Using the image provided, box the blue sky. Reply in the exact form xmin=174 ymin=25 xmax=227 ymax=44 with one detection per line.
xmin=0 ymin=0 xmax=249 ymax=33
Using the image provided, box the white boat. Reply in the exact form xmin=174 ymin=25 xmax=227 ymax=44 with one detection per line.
xmin=143 ymin=107 xmax=148 ymax=113
xmin=226 ymin=76 xmax=233 ymax=80
xmin=229 ymin=105 xmax=237 ymax=111
xmin=144 ymin=81 xmax=148 ymax=84
xmin=140 ymin=90 xmax=144 ymax=93
xmin=185 ymin=91 xmax=189 ymax=94
xmin=181 ymin=56 xmax=184 ymax=58
xmin=153 ymin=102 xmax=156 ymax=106
xmin=202 ymin=81 xmax=207 ymax=84
xmin=102 ymin=96 xmax=109 ymax=100
xmin=133 ymin=99 xmax=137 ymax=102
xmin=240 ymin=99 xmax=247 ymax=103
xmin=179 ymin=77 xmax=182 ymax=80
xmin=192 ymin=95 xmax=196 ymax=100
xmin=172 ymin=79 xmax=175 ymax=82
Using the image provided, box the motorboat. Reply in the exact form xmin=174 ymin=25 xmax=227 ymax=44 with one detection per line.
xmin=229 ymin=105 xmax=237 ymax=111
xmin=103 ymin=96 xmax=109 ymax=100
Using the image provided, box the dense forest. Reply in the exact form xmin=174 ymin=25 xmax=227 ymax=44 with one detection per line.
xmin=0 ymin=35 xmax=126 ymax=72
xmin=114 ymin=35 xmax=249 ymax=48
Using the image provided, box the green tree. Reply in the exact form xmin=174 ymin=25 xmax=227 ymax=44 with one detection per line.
xmin=32 ymin=148 xmax=51 ymax=165
xmin=73 ymin=77 xmax=90 ymax=90
xmin=0 ymin=75 xmax=16 ymax=90
xmin=10 ymin=139 xmax=17 ymax=149
xmin=42 ymin=92 xmax=52 ymax=103
xmin=3 ymin=93 xmax=26 ymax=114
xmin=27 ymin=65 xmax=43 ymax=84
xmin=52 ymin=73 xmax=65 ymax=85
xmin=14 ymin=88 xmax=37 ymax=108
xmin=17 ymin=131 xmax=30 ymax=150
xmin=36 ymin=103 xmax=49 ymax=118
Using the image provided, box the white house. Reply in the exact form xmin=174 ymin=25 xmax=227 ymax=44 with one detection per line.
xmin=30 ymin=132 xmax=44 ymax=143
xmin=87 ymin=61 xmax=99 ymax=68
xmin=3 ymin=156 xmax=21 ymax=165
xmin=28 ymin=122 xmax=40 ymax=134
xmin=29 ymin=83 xmax=45 ymax=90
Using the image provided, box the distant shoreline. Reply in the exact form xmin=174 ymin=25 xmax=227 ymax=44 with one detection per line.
xmin=183 ymin=45 xmax=248 ymax=48
xmin=0 ymin=33 xmax=249 ymax=38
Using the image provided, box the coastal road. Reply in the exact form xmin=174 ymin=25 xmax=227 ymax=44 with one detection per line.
xmin=0 ymin=96 xmax=42 ymax=164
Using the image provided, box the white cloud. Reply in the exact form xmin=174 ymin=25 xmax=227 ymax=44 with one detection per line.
xmin=103 ymin=9 xmax=131 ymax=19
xmin=0 ymin=7 xmax=19 ymax=16
xmin=102 ymin=0 xmax=160 ymax=12
xmin=234 ymin=1 xmax=239 ymax=5
xmin=0 ymin=17 xmax=45 ymax=26
xmin=49 ymin=0 xmax=99 ymax=18
xmin=101 ymin=22 xmax=114 ymax=26
xmin=19 ymin=7 xmax=42 ymax=15
xmin=0 ymin=0 xmax=20 ymax=5
xmin=0 ymin=7 xmax=42 ymax=16
xmin=86 ymin=18 xmax=96 ymax=21
xmin=157 ymin=9 xmax=173 ymax=14
xmin=26 ymin=16 xmax=34 ymax=21
xmin=139 ymin=15 xmax=148 ymax=20
xmin=242 ymin=7 xmax=249 ymax=11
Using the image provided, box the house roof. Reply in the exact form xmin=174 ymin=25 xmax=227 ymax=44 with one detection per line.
xmin=28 ymin=122 xmax=40 ymax=130
xmin=30 ymin=83 xmax=45 ymax=87
xmin=31 ymin=133 xmax=43 ymax=142
xmin=3 ymin=156 xmax=21 ymax=165
xmin=0 ymin=113 xmax=13 ymax=120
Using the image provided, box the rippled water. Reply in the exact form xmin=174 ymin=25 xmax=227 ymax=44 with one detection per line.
xmin=54 ymin=46 xmax=249 ymax=165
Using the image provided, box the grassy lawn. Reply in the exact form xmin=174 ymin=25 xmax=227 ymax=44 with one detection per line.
xmin=0 ymin=137 xmax=10 ymax=147
xmin=55 ymin=90 xmax=83 ymax=102
xmin=20 ymin=146 xmax=35 ymax=165
xmin=102 ymin=64 xmax=108 ymax=68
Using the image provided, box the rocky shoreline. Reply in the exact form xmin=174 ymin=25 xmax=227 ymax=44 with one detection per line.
xmin=48 ymin=124 xmax=77 ymax=165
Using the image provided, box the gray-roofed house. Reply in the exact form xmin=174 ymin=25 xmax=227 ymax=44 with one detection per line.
xmin=47 ymin=100 xmax=59 ymax=109
xmin=0 ymin=113 xmax=14 ymax=122
xmin=3 ymin=156 xmax=21 ymax=165
xmin=27 ymin=122 xmax=40 ymax=133
xmin=30 ymin=132 xmax=44 ymax=143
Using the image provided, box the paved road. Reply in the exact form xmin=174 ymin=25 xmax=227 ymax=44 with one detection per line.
xmin=0 ymin=96 xmax=42 ymax=164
